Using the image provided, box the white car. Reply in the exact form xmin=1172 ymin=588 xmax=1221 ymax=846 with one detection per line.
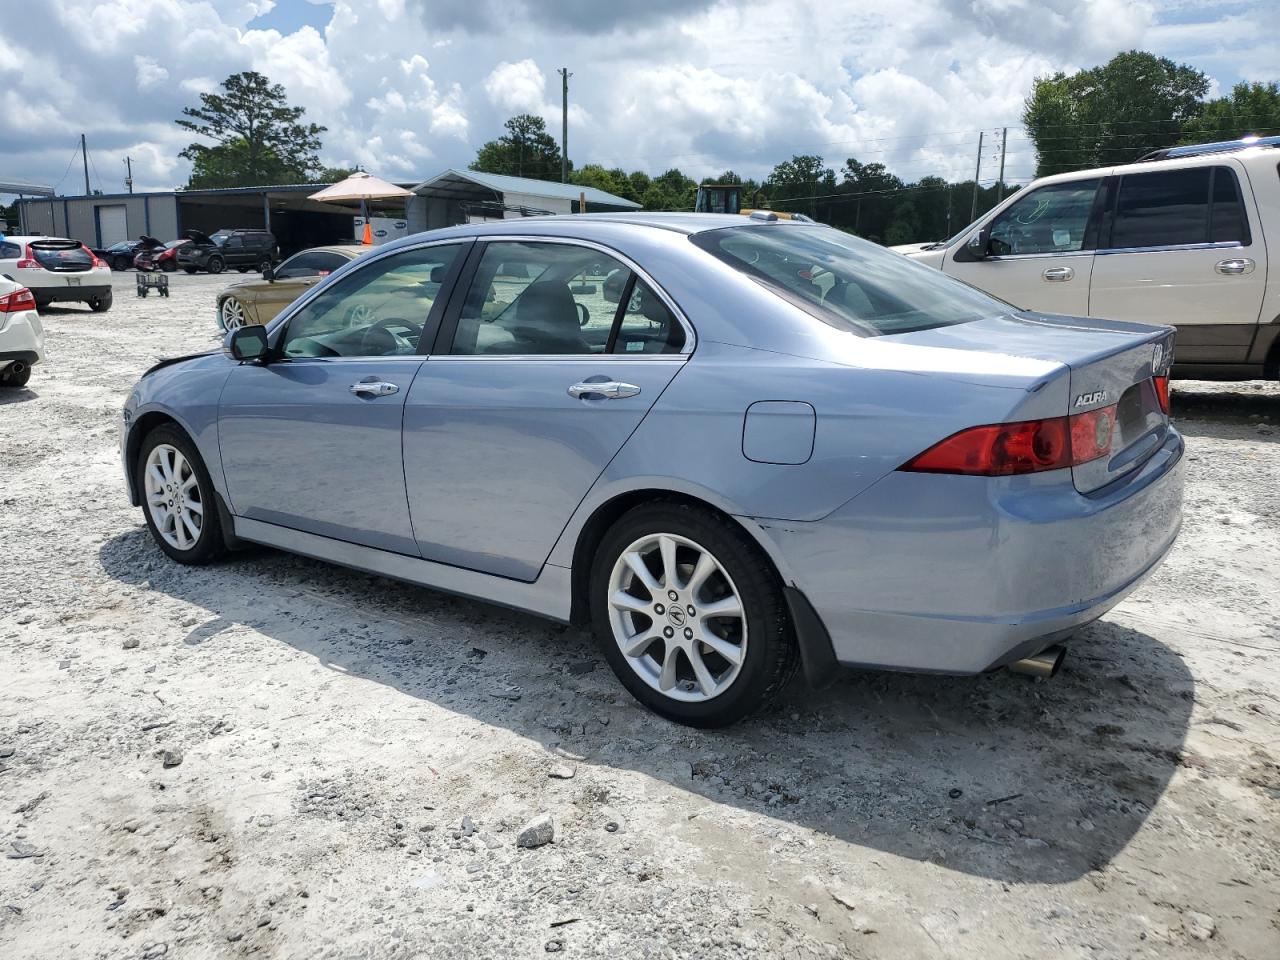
xmin=0 ymin=276 xmax=44 ymax=388
xmin=895 ymin=135 xmax=1280 ymax=381
xmin=0 ymin=235 xmax=113 ymax=313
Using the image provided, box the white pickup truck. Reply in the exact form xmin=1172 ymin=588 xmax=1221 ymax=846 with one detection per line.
xmin=895 ymin=136 xmax=1280 ymax=381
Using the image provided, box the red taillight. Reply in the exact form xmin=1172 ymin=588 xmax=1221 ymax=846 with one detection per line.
xmin=1153 ymin=375 xmax=1170 ymax=414
xmin=0 ymin=287 xmax=37 ymax=313
xmin=903 ymin=404 xmax=1118 ymax=476
xmin=15 ymin=245 xmax=39 ymax=269
xmin=81 ymin=244 xmax=107 ymax=269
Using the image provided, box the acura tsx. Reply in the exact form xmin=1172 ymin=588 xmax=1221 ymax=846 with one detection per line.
xmin=120 ymin=213 xmax=1183 ymax=726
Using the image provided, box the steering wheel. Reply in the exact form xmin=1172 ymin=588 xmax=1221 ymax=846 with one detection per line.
xmin=576 ymin=302 xmax=590 ymax=327
xmin=359 ymin=316 xmax=423 ymax=354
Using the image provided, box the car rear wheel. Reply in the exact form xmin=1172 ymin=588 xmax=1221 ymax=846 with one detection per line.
xmin=89 ymin=292 xmax=112 ymax=312
xmin=0 ymin=362 xmax=31 ymax=388
xmin=590 ymin=501 xmax=799 ymax=727
xmin=207 ymin=256 xmax=225 ymax=275
xmin=220 ymin=297 xmax=247 ymax=330
xmin=136 ymin=425 xmax=226 ymax=565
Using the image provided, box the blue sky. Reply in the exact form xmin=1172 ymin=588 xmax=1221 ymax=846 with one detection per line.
xmin=0 ymin=0 xmax=1274 ymax=196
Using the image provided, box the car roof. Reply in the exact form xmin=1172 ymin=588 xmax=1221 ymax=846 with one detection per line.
xmin=1023 ymin=143 xmax=1280 ymax=190
xmin=289 ymin=244 xmax=365 ymax=258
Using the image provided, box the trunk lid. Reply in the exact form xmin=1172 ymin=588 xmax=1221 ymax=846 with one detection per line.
xmin=890 ymin=311 xmax=1176 ymax=492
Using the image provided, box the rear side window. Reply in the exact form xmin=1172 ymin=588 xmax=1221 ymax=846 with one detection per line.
xmin=693 ymin=225 xmax=1006 ymax=336
xmin=1108 ymin=165 xmax=1249 ymax=249
xmin=1209 ymin=167 xmax=1249 ymax=244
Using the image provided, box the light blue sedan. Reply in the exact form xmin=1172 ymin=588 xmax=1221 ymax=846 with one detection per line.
xmin=120 ymin=214 xmax=1183 ymax=726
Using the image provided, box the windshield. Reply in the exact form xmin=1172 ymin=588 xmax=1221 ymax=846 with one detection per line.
xmin=691 ymin=225 xmax=1005 ymax=336
xmin=210 ymin=232 xmax=231 ymax=247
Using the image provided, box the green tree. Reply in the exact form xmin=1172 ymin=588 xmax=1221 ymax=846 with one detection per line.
xmin=177 ymin=71 xmax=325 ymax=188
xmin=765 ymin=155 xmax=835 ymax=217
xmin=1023 ymin=51 xmax=1209 ymax=176
xmin=314 ymin=165 xmax=360 ymax=184
xmin=1180 ymin=81 xmax=1280 ymax=143
xmin=471 ymin=115 xmax=567 ymax=182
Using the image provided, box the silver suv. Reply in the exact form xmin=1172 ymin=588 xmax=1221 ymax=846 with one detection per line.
xmin=897 ymin=136 xmax=1280 ymax=381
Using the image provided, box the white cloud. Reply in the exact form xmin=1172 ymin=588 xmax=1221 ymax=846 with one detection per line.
xmin=0 ymin=0 xmax=1274 ymax=196
xmin=483 ymin=60 xmax=547 ymax=117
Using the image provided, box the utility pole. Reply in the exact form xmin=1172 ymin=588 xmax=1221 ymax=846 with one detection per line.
xmin=996 ymin=127 xmax=1008 ymax=204
xmin=557 ymin=67 xmax=571 ymax=184
xmin=125 ymin=156 xmax=133 ymax=195
xmin=946 ymin=182 xmax=952 ymax=236
xmin=969 ymin=131 xmax=983 ymax=222
xmin=81 ymin=133 xmax=90 ymax=196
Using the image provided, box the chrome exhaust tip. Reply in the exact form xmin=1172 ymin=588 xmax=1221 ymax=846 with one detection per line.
xmin=1008 ymin=645 xmax=1066 ymax=679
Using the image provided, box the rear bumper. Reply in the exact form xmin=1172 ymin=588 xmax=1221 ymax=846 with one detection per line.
xmin=33 ymin=284 xmax=112 ymax=304
xmin=758 ymin=428 xmax=1184 ymax=675
xmin=0 ymin=311 xmax=45 ymax=365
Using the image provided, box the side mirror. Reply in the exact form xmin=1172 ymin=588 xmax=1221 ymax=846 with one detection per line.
xmin=262 ymin=265 xmax=275 ymax=281
xmin=225 ymin=325 xmax=270 ymax=362
xmin=966 ymin=225 xmax=992 ymax=259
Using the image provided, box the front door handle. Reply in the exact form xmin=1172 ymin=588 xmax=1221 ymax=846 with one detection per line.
xmin=567 ymin=380 xmax=641 ymax=400
xmin=350 ymin=379 xmax=399 ymax=397
xmin=1042 ymin=266 xmax=1074 ymax=282
xmin=1216 ymin=258 xmax=1255 ymax=276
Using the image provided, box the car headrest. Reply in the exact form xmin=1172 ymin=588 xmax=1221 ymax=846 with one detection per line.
xmin=430 ymin=265 xmax=446 ymax=283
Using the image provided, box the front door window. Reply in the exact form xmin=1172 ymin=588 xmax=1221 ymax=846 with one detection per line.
xmin=988 ymin=180 xmax=1101 ymax=256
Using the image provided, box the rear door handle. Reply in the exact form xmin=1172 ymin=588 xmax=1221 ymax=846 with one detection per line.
xmin=350 ymin=380 xmax=399 ymax=397
xmin=1042 ymin=266 xmax=1074 ymax=282
xmin=567 ymin=380 xmax=641 ymax=400
xmin=1215 ymin=258 xmax=1255 ymax=276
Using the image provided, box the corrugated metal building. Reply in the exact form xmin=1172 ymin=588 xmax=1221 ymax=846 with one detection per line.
xmin=14 ymin=172 xmax=641 ymax=256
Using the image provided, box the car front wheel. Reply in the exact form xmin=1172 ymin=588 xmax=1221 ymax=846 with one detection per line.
xmin=136 ymin=425 xmax=226 ymax=565
xmin=219 ymin=297 xmax=247 ymax=330
xmin=590 ymin=501 xmax=799 ymax=727
xmin=207 ymin=256 xmax=225 ymax=274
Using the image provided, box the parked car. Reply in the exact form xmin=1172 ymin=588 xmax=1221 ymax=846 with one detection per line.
xmin=216 ymin=244 xmax=364 ymax=331
xmin=0 ymin=235 xmax=113 ymax=311
xmin=94 ymin=237 xmax=162 ymax=271
xmin=176 ymin=229 xmax=278 ymax=275
xmin=0 ymin=277 xmax=43 ymax=387
xmin=894 ymin=135 xmax=1280 ymax=381
xmin=121 ymin=214 xmax=1183 ymax=726
xmin=135 ymin=239 xmax=188 ymax=273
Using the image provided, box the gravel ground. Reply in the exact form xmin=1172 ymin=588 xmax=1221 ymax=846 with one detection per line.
xmin=2 ymin=271 xmax=1278 ymax=959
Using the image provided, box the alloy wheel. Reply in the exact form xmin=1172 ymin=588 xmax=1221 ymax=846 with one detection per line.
xmin=144 ymin=444 xmax=204 ymax=551
xmin=220 ymin=298 xmax=246 ymax=330
xmin=607 ymin=533 xmax=747 ymax=702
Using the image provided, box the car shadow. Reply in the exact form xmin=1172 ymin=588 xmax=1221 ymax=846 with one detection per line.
xmin=98 ymin=527 xmax=1193 ymax=885
xmin=1172 ymin=383 xmax=1279 ymax=442
xmin=0 ymin=385 xmax=38 ymax=403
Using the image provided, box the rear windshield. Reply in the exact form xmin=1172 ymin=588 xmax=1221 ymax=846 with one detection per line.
xmin=691 ymin=225 xmax=1006 ymax=335
xmin=30 ymin=241 xmax=93 ymax=271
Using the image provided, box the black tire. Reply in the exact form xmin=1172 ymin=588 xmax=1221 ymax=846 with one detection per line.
xmin=590 ymin=501 xmax=799 ymax=727
xmin=0 ymin=363 xmax=31 ymax=388
xmin=258 ymin=258 xmax=272 ymax=273
xmin=236 ymin=266 xmax=250 ymax=273
xmin=183 ymin=267 xmax=197 ymax=275
xmin=89 ymin=292 xmax=113 ymax=313
xmin=161 ymin=260 xmax=176 ymax=273
xmin=113 ymin=255 xmax=130 ymax=271
xmin=207 ymin=256 xmax=225 ymax=275
xmin=135 ymin=424 xmax=227 ymax=565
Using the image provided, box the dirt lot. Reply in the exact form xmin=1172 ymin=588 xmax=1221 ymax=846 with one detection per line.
xmin=2 ymin=271 xmax=1278 ymax=959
